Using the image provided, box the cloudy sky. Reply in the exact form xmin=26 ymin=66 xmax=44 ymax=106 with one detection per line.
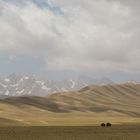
xmin=0 ymin=0 xmax=140 ymax=81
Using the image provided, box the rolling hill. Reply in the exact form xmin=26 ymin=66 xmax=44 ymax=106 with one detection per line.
xmin=0 ymin=83 xmax=140 ymax=126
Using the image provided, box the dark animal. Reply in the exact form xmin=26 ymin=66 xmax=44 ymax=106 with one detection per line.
xmin=101 ymin=123 xmax=106 ymax=127
xmin=106 ymin=123 xmax=111 ymax=127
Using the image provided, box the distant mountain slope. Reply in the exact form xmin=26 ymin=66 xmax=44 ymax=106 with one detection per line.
xmin=0 ymin=74 xmax=113 ymax=96
xmin=1 ymin=83 xmax=140 ymax=113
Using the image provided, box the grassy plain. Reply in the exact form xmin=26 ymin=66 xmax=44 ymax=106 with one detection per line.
xmin=0 ymin=125 xmax=139 ymax=140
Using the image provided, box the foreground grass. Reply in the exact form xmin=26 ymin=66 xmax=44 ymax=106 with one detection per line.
xmin=0 ymin=125 xmax=140 ymax=140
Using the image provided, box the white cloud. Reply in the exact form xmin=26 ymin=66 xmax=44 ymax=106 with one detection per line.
xmin=0 ymin=0 xmax=140 ymax=74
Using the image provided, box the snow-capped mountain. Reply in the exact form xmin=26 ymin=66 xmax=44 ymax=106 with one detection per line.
xmin=0 ymin=74 xmax=113 ymax=97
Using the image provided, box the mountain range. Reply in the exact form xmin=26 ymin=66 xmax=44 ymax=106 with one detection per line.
xmin=0 ymin=74 xmax=113 ymax=97
xmin=0 ymin=82 xmax=140 ymax=126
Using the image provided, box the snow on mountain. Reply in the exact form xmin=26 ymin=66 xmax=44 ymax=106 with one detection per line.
xmin=4 ymin=79 xmax=10 ymax=82
xmin=16 ymin=89 xmax=25 ymax=95
xmin=41 ymin=85 xmax=51 ymax=91
xmin=0 ymin=74 xmax=113 ymax=97
xmin=69 ymin=79 xmax=75 ymax=89
xmin=127 ymin=81 xmax=138 ymax=85
xmin=0 ymin=83 xmax=7 ymax=88
xmin=23 ymin=76 xmax=29 ymax=80
xmin=5 ymin=90 xmax=9 ymax=96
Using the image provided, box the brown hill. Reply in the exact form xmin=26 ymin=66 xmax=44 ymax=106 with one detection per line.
xmin=0 ymin=83 xmax=140 ymax=126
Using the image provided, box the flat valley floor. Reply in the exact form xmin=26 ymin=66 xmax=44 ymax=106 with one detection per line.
xmin=0 ymin=125 xmax=140 ymax=140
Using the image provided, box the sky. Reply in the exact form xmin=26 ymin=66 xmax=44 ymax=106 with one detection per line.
xmin=0 ymin=0 xmax=140 ymax=82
